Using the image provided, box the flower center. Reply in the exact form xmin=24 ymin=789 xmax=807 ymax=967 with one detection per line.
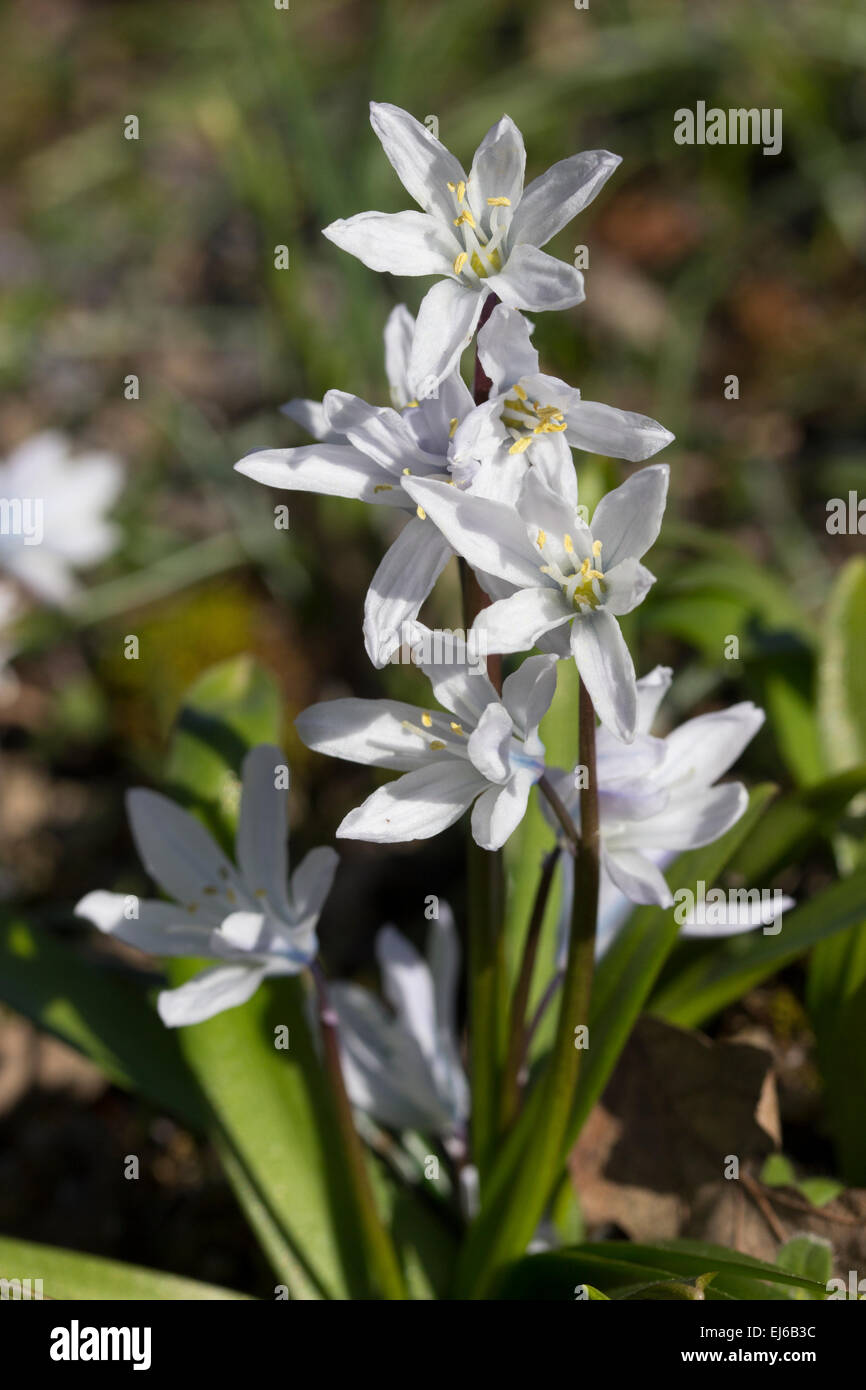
xmin=447 ymin=181 xmax=509 ymax=280
xmin=538 ymin=533 xmax=606 ymax=611
xmin=500 ymin=382 xmax=568 ymax=454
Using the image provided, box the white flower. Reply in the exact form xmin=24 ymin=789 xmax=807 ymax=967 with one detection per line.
xmin=331 ymin=905 xmax=469 ymax=1143
xmin=323 ymin=103 xmax=621 ymax=394
xmin=295 ymin=654 xmax=557 ymax=850
xmin=237 ymin=304 xmax=482 ymax=668
xmin=547 ymin=665 xmax=767 ymax=918
xmin=75 ymin=744 xmax=338 ymax=1027
xmin=450 ymin=304 xmax=673 ymax=498
xmin=403 ymin=464 xmax=669 ymax=742
xmin=0 ymin=432 xmax=123 ymax=604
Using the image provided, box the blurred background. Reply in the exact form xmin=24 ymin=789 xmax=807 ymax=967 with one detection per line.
xmin=0 ymin=0 xmax=864 ymax=1290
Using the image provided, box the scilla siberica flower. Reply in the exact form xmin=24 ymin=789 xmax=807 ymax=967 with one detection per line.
xmin=546 ymin=666 xmax=769 ymax=918
xmin=75 ymin=745 xmax=338 ymax=1027
xmin=323 ymin=103 xmax=621 ymax=395
xmin=331 ymin=905 xmax=469 ymax=1145
xmin=403 ymin=464 xmax=669 ymax=743
xmin=450 ymin=305 xmax=673 ymax=498
xmin=236 ymin=305 xmax=484 ymax=668
xmin=295 ymin=654 xmax=557 ymax=850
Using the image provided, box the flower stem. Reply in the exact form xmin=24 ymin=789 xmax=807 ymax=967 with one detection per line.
xmin=538 ymin=773 xmax=580 ymax=854
xmin=461 ymin=290 xmax=507 ymax=1183
xmin=499 ymin=846 xmax=560 ymax=1129
xmin=310 ymin=963 xmax=406 ymax=1300
xmin=458 ymin=676 xmax=599 ymax=1297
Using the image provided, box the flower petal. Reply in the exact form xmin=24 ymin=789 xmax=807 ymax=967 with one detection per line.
xmin=337 ymin=761 xmax=485 ymax=843
xmin=627 ymin=783 xmax=749 ymax=850
xmin=467 ymin=702 xmax=513 ymax=784
xmin=279 ymin=397 xmax=340 ymax=443
xmin=466 ymin=116 xmax=526 ymax=233
xmin=402 ymin=476 xmax=543 ymax=588
xmin=501 ymin=652 xmax=558 ymax=742
xmin=364 ymin=517 xmax=453 ymax=667
xmin=570 ymin=607 xmax=637 ymax=743
xmin=377 ymin=924 xmax=437 ymax=1062
xmin=74 ymin=890 xmax=214 ymax=955
xmin=323 ymin=391 xmax=440 ymax=475
xmin=473 ymin=587 xmax=571 ymax=654
xmin=602 ymin=556 xmax=656 ymax=616
xmin=369 ymin=102 xmax=467 ymax=222
xmin=564 ymin=400 xmax=674 ymax=462
xmin=470 ymin=766 xmax=535 ymax=850
xmin=491 ymin=243 xmax=585 ymax=312
xmin=236 ymin=744 xmax=291 ymax=918
xmin=590 ymin=463 xmax=669 ymax=568
xmin=126 ymin=789 xmax=244 ymax=910
xmin=657 ymin=704 xmax=765 ymax=790
xmin=296 ymin=697 xmax=449 ymax=771
xmin=476 ymin=305 xmax=538 ymax=398
xmin=290 ymin=845 xmax=340 ymax=924
xmin=407 ymin=280 xmax=485 ymax=397
xmin=603 ymin=846 xmax=673 ymax=908
xmin=157 ymin=964 xmax=268 ymax=1027
xmin=322 ymin=209 xmax=458 ymax=275
xmin=383 ymin=303 xmax=416 ymax=408
xmin=635 ymin=665 xmax=673 ymax=735
xmin=509 ymin=150 xmax=621 ymax=247
xmin=235 ymin=444 xmax=401 ymax=506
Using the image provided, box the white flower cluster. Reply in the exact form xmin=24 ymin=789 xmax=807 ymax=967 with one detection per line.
xmin=77 ymin=106 xmax=770 ymax=1140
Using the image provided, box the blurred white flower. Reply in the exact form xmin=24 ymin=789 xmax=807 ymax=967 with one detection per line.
xmin=76 ymin=745 xmax=338 ymax=1027
xmin=331 ymin=905 xmax=469 ymax=1143
xmin=0 ymin=432 xmax=123 ymax=604
xmin=548 ymin=666 xmax=773 ymax=924
xmin=323 ymin=103 xmax=620 ymax=394
xmin=296 ymin=654 xmax=557 ymax=850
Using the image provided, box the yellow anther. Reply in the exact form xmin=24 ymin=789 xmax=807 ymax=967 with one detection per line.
xmin=405 ymin=399 xmax=419 ymax=408
xmin=564 ymin=534 xmax=574 ymax=553
xmin=487 ymin=196 xmax=511 ymax=206
xmin=453 ymin=251 xmax=468 ymax=275
xmin=592 ymin=539 xmax=603 ymax=558
xmin=450 ymin=722 xmax=464 ymax=735
xmin=536 ymin=529 xmax=547 ymax=550
xmin=416 ymin=505 xmax=427 ymax=520
xmin=456 ymin=180 xmax=466 ymax=202
xmin=187 ymin=903 xmax=198 ymax=913
xmin=454 ymin=208 xmax=476 ymax=229
xmin=508 ymin=436 xmax=532 ymax=454
xmin=373 ymin=484 xmax=393 ymax=493
xmin=421 ymin=712 xmax=432 ymax=728
xmin=430 ymin=740 xmax=446 ymax=751
xmin=580 ymin=557 xmax=591 ymax=575
xmin=449 ymin=417 xmax=459 ymax=438
xmin=447 ymin=181 xmax=457 ymax=192
xmin=402 ymin=467 xmax=411 ymax=475
xmin=512 ymin=383 xmax=528 ymax=401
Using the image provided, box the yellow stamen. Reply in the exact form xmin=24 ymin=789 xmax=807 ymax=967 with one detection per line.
xmin=453 ymin=251 xmax=468 ymax=275
xmin=447 ymin=181 xmax=457 ymax=192
xmin=592 ymin=539 xmax=603 ymax=558
xmin=454 ymin=208 xmax=476 ymax=229
xmin=536 ymin=529 xmax=547 ymax=550
xmin=405 ymin=399 xmax=419 ymax=408
xmin=487 ymin=196 xmax=511 ymax=206
xmin=402 ymin=467 xmax=411 ymax=475
xmin=430 ymin=740 xmax=446 ymax=751
xmin=450 ymin=721 xmax=464 ymax=735
xmin=512 ymin=383 xmax=528 ymax=400
xmin=456 ymin=180 xmax=466 ymax=202
xmin=416 ymin=505 xmax=427 ymax=520
xmin=373 ymin=484 xmax=393 ymax=493
xmin=508 ymin=436 xmax=532 ymax=454
xmin=449 ymin=417 xmax=459 ymax=438
xmin=564 ymin=534 xmax=574 ymax=553
xmin=421 ymin=712 xmax=432 ymax=728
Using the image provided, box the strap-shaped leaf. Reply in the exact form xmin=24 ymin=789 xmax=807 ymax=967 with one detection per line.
xmin=0 ymin=1236 xmax=249 ymax=1300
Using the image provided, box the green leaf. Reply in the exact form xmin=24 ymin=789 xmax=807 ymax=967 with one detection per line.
xmin=731 ymin=764 xmax=866 ymax=882
xmin=776 ymin=1236 xmax=833 ymax=1300
xmin=495 ymin=1240 xmax=827 ymax=1301
xmin=0 ymin=917 xmax=207 ymax=1128
xmin=650 ymin=869 xmax=866 ymax=1028
xmin=818 ymin=557 xmax=866 ymax=777
xmin=0 ymin=1236 xmax=250 ymax=1300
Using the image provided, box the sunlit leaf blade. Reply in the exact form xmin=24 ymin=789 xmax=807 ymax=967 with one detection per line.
xmin=0 ymin=1236 xmax=250 ymax=1300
